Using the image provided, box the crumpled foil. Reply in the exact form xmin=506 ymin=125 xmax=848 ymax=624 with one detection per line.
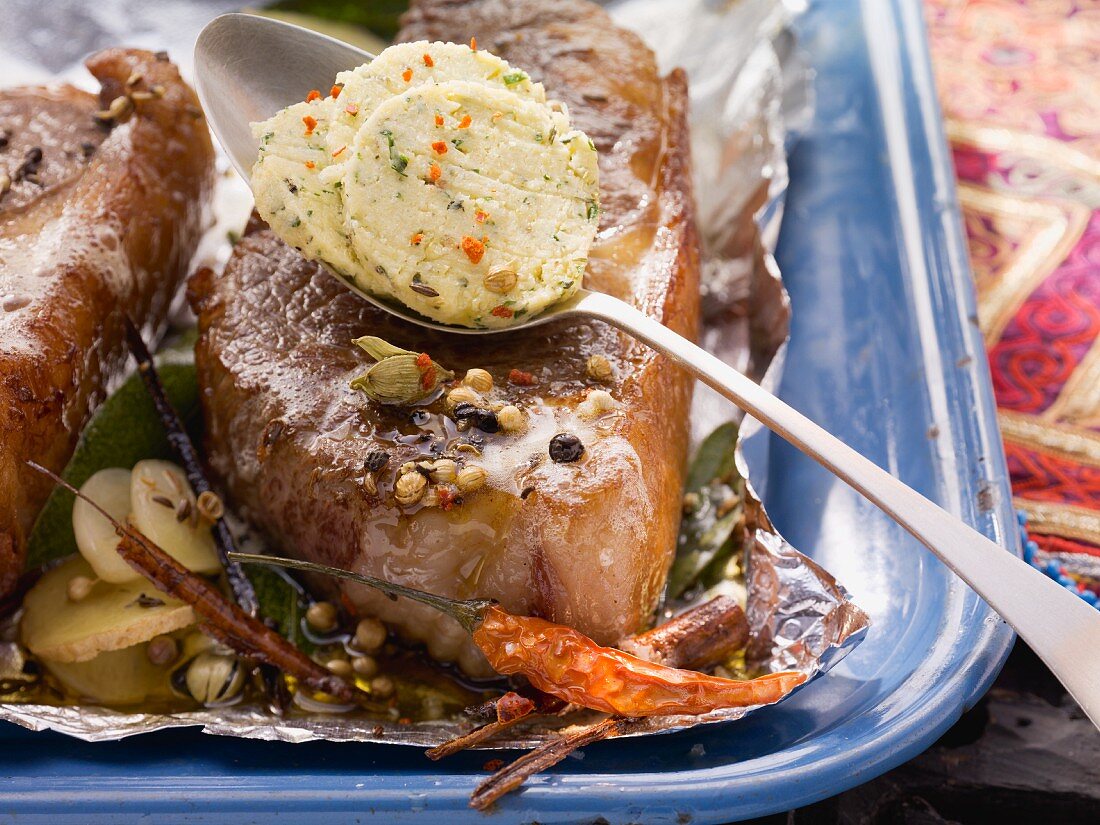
xmin=0 ymin=0 xmax=869 ymax=747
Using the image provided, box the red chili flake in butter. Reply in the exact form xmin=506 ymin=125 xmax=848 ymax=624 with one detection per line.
xmin=460 ymin=235 xmax=485 ymax=264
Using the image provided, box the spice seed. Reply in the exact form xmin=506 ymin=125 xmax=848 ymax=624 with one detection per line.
xmin=497 ymin=405 xmax=524 ymax=433
xmin=410 ymin=282 xmax=440 ymax=297
xmin=352 ymin=655 xmax=379 ymax=678
xmin=196 ymin=490 xmax=224 ymax=522
xmin=151 ymin=494 xmax=175 ymax=509
xmin=305 ymin=601 xmax=339 ymax=633
xmin=354 ymin=617 xmax=387 ymax=653
xmin=326 ymin=659 xmax=354 ymax=678
xmin=585 ymin=354 xmax=613 ymax=383
xmin=456 ymin=465 xmax=488 ymax=493
xmin=462 ymin=368 xmax=493 ymax=393
xmin=395 ymin=471 xmax=428 ymax=506
xmin=146 ymin=634 xmax=179 ymax=666
xmin=447 ymin=385 xmax=482 ymax=411
xmin=483 ymin=266 xmax=517 ymax=294
xmin=370 ymin=675 xmax=395 ymax=699
xmin=175 ymin=498 xmax=193 ymax=523
xmin=549 ymin=433 xmax=585 ymax=463
xmin=429 ymin=458 xmax=458 ymax=484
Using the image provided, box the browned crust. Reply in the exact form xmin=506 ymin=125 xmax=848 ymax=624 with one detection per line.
xmin=0 ymin=50 xmax=215 ymax=592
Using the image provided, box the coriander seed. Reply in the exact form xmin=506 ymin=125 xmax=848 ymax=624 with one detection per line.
xmin=306 ymin=601 xmax=339 ymax=633
xmin=370 ymin=674 xmax=395 ymax=699
xmin=326 ymin=658 xmax=354 ymax=678
xmin=497 ymin=404 xmax=525 ymax=433
xmin=456 ymin=465 xmax=488 ymax=493
xmin=462 ymin=368 xmax=493 ymax=393
xmin=354 ymin=617 xmax=387 ymax=653
xmin=586 ymin=354 xmax=613 ymax=382
xmin=395 ymin=471 xmax=428 ymax=505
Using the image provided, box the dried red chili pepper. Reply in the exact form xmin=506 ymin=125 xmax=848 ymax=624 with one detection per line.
xmin=471 ymin=605 xmax=805 ymax=717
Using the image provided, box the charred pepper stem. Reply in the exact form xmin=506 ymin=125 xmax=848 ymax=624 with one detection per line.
xmin=228 ymin=552 xmax=494 ymax=633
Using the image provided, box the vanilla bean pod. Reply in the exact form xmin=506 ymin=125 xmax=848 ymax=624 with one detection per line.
xmin=123 ymin=317 xmax=258 ymax=616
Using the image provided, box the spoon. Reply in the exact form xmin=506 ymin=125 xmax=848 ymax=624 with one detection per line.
xmin=195 ymin=13 xmax=1100 ymax=728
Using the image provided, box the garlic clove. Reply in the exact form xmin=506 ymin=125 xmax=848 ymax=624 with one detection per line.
xmin=130 ymin=460 xmax=221 ymax=575
xmin=73 ymin=468 xmax=140 ymax=583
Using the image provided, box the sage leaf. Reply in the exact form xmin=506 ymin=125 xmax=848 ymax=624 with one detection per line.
xmin=668 ymin=422 xmax=746 ymax=600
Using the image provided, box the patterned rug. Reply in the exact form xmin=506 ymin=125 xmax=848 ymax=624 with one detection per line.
xmin=926 ymin=0 xmax=1100 ymax=590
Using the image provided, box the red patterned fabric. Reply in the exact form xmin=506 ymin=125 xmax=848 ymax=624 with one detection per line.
xmin=926 ymin=0 xmax=1100 ymax=584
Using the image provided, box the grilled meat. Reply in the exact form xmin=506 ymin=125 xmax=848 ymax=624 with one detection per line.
xmin=0 ymin=49 xmax=215 ymax=594
xmin=192 ymin=0 xmax=699 ymax=673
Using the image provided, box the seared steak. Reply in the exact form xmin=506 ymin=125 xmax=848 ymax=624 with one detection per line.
xmin=0 ymin=49 xmax=215 ymax=594
xmin=192 ymin=0 xmax=699 ymax=673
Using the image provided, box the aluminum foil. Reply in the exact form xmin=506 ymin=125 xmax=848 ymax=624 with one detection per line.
xmin=0 ymin=520 xmax=868 ymax=745
xmin=0 ymin=0 xmax=869 ymax=748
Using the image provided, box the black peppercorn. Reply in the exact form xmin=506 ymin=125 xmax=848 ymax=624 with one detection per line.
xmin=473 ymin=409 xmax=499 ymax=434
xmin=453 ymin=402 xmax=477 ymax=421
xmin=549 ymin=433 xmax=584 ymax=463
xmin=364 ymin=449 xmax=390 ymax=473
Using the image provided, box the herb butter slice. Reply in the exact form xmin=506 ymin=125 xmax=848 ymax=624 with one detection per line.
xmin=250 ymin=40 xmax=599 ymax=328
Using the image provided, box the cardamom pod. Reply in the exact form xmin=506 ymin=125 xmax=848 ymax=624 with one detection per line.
xmin=353 ymin=335 xmax=418 ymax=362
xmin=350 ymin=354 xmax=452 ymax=405
xmin=349 ymin=335 xmax=455 ymax=405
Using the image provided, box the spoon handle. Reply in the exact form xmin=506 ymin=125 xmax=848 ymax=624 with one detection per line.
xmin=575 ymin=289 xmax=1100 ymax=728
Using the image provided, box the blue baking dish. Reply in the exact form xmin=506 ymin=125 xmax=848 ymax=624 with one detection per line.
xmin=0 ymin=0 xmax=1018 ymax=821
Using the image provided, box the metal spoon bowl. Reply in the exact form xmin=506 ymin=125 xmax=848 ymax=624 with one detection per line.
xmin=195 ymin=12 xmax=1100 ymax=727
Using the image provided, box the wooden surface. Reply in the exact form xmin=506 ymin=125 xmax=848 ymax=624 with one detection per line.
xmin=747 ymin=642 xmax=1100 ymax=824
